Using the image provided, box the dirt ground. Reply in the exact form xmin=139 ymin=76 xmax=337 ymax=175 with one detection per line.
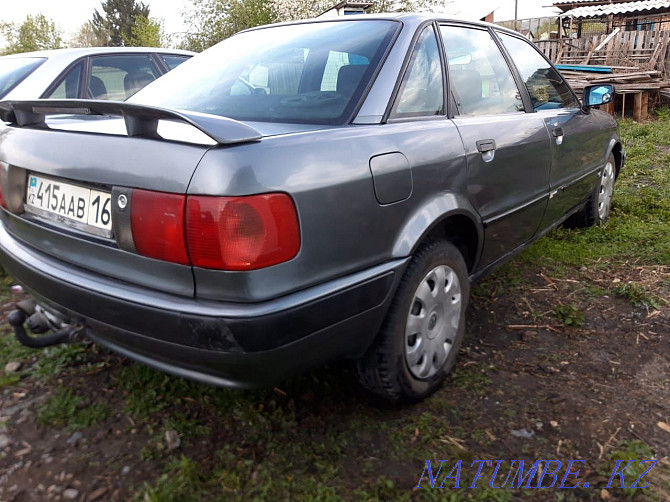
xmin=0 ymin=259 xmax=668 ymax=501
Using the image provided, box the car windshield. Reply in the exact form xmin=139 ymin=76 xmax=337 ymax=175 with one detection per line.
xmin=0 ymin=57 xmax=47 ymax=99
xmin=130 ymin=20 xmax=398 ymax=125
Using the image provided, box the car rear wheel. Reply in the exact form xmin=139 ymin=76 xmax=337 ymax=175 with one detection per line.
xmin=356 ymin=240 xmax=469 ymax=403
xmin=566 ymin=153 xmax=617 ymax=227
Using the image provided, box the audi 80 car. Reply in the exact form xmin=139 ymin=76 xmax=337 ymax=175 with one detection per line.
xmin=0 ymin=47 xmax=193 ymax=102
xmin=0 ymin=15 xmax=623 ymax=402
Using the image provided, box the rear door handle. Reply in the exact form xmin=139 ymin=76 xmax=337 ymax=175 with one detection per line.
xmin=476 ymin=139 xmax=496 ymax=152
xmin=552 ymin=127 xmax=564 ymax=145
xmin=476 ymin=139 xmax=496 ymax=162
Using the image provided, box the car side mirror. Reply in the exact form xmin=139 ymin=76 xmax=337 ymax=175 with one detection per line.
xmin=583 ymin=84 xmax=615 ymax=108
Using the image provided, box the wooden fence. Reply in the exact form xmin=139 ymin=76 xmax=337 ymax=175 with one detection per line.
xmin=536 ymin=30 xmax=670 ymax=75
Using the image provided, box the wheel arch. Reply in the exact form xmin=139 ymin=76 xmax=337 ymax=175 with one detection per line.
xmin=609 ymin=138 xmax=624 ymax=179
xmin=391 ymin=192 xmax=483 ymax=273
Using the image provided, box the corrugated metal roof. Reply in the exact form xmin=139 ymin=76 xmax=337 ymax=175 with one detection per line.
xmin=560 ymin=0 xmax=670 ymax=17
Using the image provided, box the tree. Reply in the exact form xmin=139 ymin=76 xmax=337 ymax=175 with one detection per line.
xmin=124 ymin=16 xmax=166 ymax=47
xmin=0 ymin=14 xmax=62 ymax=55
xmin=91 ymin=0 xmax=150 ymax=47
xmin=69 ymin=21 xmax=109 ymax=48
xmin=180 ymin=0 xmax=277 ymax=52
xmin=368 ymin=0 xmax=442 ymax=13
xmin=271 ymin=0 xmax=329 ymax=22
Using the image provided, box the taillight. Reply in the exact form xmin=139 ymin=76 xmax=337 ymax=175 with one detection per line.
xmin=0 ymin=162 xmax=7 ymax=209
xmin=0 ymin=183 xmax=6 ymax=209
xmin=130 ymin=189 xmax=189 ymax=265
xmin=186 ymin=194 xmax=300 ymax=270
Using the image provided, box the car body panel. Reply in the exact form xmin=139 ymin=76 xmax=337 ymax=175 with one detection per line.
xmin=453 ymin=113 xmax=552 ymax=266
xmin=540 ymin=108 xmax=619 ymax=227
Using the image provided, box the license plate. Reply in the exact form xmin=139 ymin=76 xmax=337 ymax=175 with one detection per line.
xmin=25 ymin=174 xmax=112 ymax=237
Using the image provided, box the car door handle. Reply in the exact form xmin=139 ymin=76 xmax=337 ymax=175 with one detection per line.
xmin=476 ymin=139 xmax=496 ymax=162
xmin=552 ymin=127 xmax=564 ymax=146
xmin=476 ymin=139 xmax=496 ymax=152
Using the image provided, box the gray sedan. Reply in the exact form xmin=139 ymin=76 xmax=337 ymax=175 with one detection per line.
xmin=0 ymin=15 xmax=622 ymax=402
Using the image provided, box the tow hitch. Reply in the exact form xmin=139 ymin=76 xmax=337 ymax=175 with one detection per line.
xmin=7 ymin=298 xmax=84 ymax=348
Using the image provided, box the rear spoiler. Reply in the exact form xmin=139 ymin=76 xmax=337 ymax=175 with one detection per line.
xmin=0 ymin=99 xmax=262 ymax=145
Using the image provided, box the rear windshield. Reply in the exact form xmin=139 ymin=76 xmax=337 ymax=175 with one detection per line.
xmin=130 ymin=20 xmax=398 ymax=125
xmin=0 ymin=57 xmax=47 ymax=99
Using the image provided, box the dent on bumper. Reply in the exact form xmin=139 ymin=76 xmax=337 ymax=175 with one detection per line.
xmin=0 ymin=222 xmax=406 ymax=387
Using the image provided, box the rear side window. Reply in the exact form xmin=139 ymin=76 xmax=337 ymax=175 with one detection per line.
xmin=45 ymin=61 xmax=84 ymax=99
xmin=160 ymin=55 xmax=190 ymax=70
xmin=0 ymin=57 xmax=46 ymax=99
xmin=498 ymin=33 xmax=578 ymax=110
xmin=391 ymin=26 xmax=444 ymax=118
xmin=90 ymin=55 xmax=161 ymax=100
xmin=129 ymin=20 xmax=399 ymax=125
xmin=440 ymin=26 xmax=523 ymax=116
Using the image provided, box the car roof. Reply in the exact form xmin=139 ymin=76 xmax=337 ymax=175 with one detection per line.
xmin=0 ymin=47 xmax=195 ymax=61
xmin=240 ymin=12 xmax=519 ymax=36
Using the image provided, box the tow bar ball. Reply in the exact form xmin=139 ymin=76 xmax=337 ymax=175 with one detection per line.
xmin=7 ymin=298 xmax=83 ymax=348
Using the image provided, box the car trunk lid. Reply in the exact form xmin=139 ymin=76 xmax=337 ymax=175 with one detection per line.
xmin=0 ymin=100 xmax=263 ymax=297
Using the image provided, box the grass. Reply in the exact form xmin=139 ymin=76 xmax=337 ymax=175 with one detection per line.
xmin=596 ymin=441 xmax=670 ymax=499
xmin=37 ymin=387 xmax=110 ymax=431
xmin=553 ymin=304 xmax=585 ymax=327
xmin=612 ymin=282 xmax=663 ymax=310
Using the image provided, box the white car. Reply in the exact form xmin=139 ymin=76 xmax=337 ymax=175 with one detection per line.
xmin=0 ymin=47 xmax=193 ymax=102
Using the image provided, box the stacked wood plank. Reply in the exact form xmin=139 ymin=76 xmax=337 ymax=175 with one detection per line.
xmin=536 ymin=29 xmax=670 ymax=99
xmin=558 ymin=69 xmax=670 ymax=98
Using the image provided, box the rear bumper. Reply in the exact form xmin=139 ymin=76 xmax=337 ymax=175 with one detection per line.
xmin=0 ymin=222 xmax=406 ymax=388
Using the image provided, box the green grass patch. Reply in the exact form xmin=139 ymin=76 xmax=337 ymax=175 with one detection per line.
xmin=0 ymin=373 xmax=21 ymax=389
xmin=612 ymin=282 xmax=662 ymax=310
xmin=553 ymin=304 xmax=585 ymax=327
xmin=37 ymin=387 xmax=110 ymax=431
xmin=597 ymin=440 xmax=670 ymax=499
xmin=33 ymin=343 xmax=90 ymax=380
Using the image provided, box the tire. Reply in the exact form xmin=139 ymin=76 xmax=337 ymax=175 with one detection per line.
xmin=356 ymin=240 xmax=469 ymax=403
xmin=566 ymin=153 xmax=617 ymax=228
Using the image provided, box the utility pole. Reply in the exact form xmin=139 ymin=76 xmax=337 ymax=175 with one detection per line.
xmin=514 ymin=0 xmax=519 ymax=31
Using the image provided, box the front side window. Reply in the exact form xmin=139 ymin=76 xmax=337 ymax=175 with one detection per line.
xmin=391 ymin=26 xmax=444 ymax=118
xmin=499 ymin=32 xmax=578 ymax=110
xmin=129 ymin=20 xmax=399 ymax=125
xmin=0 ymin=57 xmax=46 ymax=99
xmin=440 ymin=26 xmax=523 ymax=116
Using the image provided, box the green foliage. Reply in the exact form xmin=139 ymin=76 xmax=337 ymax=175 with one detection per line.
xmin=451 ymin=365 xmax=491 ymax=394
xmin=0 ymin=373 xmax=21 ymax=389
xmin=1 ymin=14 xmax=62 ymax=55
xmin=92 ymin=0 xmax=151 ymax=47
xmin=136 ymin=456 xmax=206 ymax=501
xmin=37 ymin=387 xmax=110 ymax=430
xmin=33 ymin=343 xmax=90 ymax=380
xmin=613 ymin=282 xmax=662 ymax=310
xmin=180 ymin=0 xmax=277 ymax=51
xmin=125 ymin=16 xmax=166 ymax=47
xmin=553 ymin=304 xmax=585 ymax=327
xmin=597 ymin=441 xmax=659 ymax=497
xmin=368 ymin=0 xmax=442 ymax=13
xmin=69 ymin=21 xmax=110 ymax=48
